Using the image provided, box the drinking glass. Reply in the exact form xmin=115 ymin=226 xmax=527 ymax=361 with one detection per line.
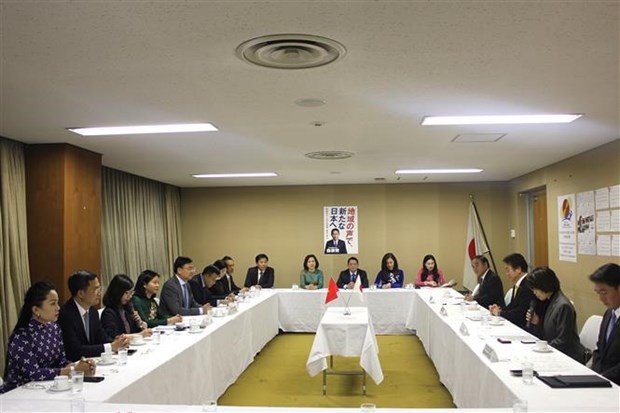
xmin=513 ymin=399 xmax=528 ymax=412
xmin=202 ymin=400 xmax=217 ymax=412
xmin=360 ymin=403 xmax=376 ymax=413
xmin=522 ymin=360 xmax=534 ymax=384
xmin=71 ymin=371 xmax=84 ymax=393
xmin=70 ymin=397 xmax=85 ymax=413
xmin=117 ymin=348 xmax=128 ymax=366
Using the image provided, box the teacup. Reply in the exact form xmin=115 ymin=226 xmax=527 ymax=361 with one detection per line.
xmin=131 ymin=336 xmax=144 ymax=345
xmin=369 ymin=284 xmax=377 ymax=290
xmin=291 ymin=283 xmax=299 ymax=290
xmin=535 ymin=340 xmax=549 ymax=351
xmin=100 ymin=351 xmax=113 ymax=364
xmin=53 ymin=375 xmax=70 ymax=390
xmin=175 ymin=322 xmax=185 ymax=330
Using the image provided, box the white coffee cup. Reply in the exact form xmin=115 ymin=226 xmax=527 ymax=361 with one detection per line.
xmin=100 ymin=351 xmax=113 ymax=363
xmin=131 ymin=336 xmax=144 ymax=345
xmin=175 ymin=322 xmax=185 ymax=330
xmin=535 ymin=340 xmax=548 ymax=350
xmin=53 ymin=375 xmax=70 ymax=390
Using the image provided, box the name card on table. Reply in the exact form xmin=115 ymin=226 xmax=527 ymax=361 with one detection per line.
xmin=439 ymin=306 xmax=448 ymax=316
xmin=459 ymin=322 xmax=470 ymax=336
xmin=482 ymin=344 xmax=499 ymax=362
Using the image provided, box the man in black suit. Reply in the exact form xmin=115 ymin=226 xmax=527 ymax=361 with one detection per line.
xmin=218 ymin=256 xmax=243 ymax=295
xmin=189 ymin=265 xmax=220 ymax=306
xmin=159 ymin=256 xmax=211 ymax=316
xmin=589 ymin=263 xmax=620 ymax=385
xmin=336 ymin=257 xmax=369 ymax=289
xmin=244 ymin=253 xmax=275 ymax=288
xmin=324 ymin=228 xmax=347 ymax=254
xmin=489 ymin=253 xmax=534 ymax=330
xmin=58 ymin=270 xmax=129 ymax=361
xmin=466 ymin=255 xmax=505 ymax=309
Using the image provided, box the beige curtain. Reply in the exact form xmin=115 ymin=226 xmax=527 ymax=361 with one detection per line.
xmin=101 ymin=167 xmax=181 ymax=287
xmin=0 ymin=138 xmax=31 ymax=377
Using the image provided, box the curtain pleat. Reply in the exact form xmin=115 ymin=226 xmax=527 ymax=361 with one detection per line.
xmin=101 ymin=167 xmax=181 ymax=287
xmin=0 ymin=138 xmax=31 ymax=378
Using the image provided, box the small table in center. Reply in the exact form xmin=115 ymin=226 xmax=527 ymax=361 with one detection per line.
xmin=305 ymin=306 xmax=384 ymax=395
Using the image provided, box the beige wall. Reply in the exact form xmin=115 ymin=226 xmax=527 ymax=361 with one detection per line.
xmin=181 ymin=140 xmax=619 ymax=330
xmin=509 ymin=139 xmax=620 ymax=328
xmin=181 ymin=182 xmax=512 ymax=290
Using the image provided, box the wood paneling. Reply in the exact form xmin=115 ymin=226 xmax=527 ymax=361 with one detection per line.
xmin=25 ymin=144 xmax=101 ymax=302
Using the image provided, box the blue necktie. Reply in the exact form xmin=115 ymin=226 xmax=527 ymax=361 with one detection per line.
xmin=351 ymin=273 xmax=356 ymax=282
xmin=606 ymin=311 xmax=617 ymax=342
xmin=182 ymin=283 xmax=190 ymax=307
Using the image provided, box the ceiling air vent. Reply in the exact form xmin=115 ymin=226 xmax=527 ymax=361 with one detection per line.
xmin=305 ymin=151 xmax=354 ymax=160
xmin=236 ymin=34 xmax=347 ymax=69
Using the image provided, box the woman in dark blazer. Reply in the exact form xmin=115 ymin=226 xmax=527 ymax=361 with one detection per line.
xmin=526 ymin=266 xmax=585 ymax=363
xmin=101 ymin=274 xmax=152 ymax=339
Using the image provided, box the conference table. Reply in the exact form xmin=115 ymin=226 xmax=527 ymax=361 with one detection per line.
xmin=277 ymin=288 xmax=415 ymax=334
xmin=306 ymin=306 xmax=384 ymax=394
xmin=2 ymin=287 xmax=619 ymax=412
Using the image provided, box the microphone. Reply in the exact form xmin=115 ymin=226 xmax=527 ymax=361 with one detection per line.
xmin=526 ymin=299 xmax=536 ymax=329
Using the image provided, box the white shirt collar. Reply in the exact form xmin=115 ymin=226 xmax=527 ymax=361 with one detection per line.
xmin=73 ymin=298 xmax=89 ymax=319
xmin=515 ymin=273 xmax=528 ymax=288
xmin=175 ymin=274 xmax=188 ymax=286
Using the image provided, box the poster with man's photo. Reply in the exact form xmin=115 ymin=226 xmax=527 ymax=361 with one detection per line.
xmin=323 ymin=206 xmax=358 ymax=254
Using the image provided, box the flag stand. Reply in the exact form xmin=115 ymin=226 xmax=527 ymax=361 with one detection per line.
xmin=342 ymin=294 xmax=353 ymax=315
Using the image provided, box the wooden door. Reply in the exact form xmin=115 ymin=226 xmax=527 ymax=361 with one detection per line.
xmin=532 ymin=189 xmax=549 ymax=267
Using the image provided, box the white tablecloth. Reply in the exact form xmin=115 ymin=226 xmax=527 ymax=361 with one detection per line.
xmin=278 ymin=288 xmax=415 ymax=334
xmin=0 ymin=290 xmax=279 ymax=405
xmin=408 ymin=288 xmax=620 ymax=412
xmin=306 ymin=307 xmax=384 ymax=384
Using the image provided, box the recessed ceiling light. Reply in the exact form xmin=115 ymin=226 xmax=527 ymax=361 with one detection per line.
xmin=395 ymin=169 xmax=483 ymax=174
xmin=295 ymin=98 xmax=326 ymax=107
xmin=421 ymin=114 xmax=582 ymax=125
xmin=67 ymin=123 xmax=218 ymax=136
xmin=192 ymin=172 xmax=277 ymax=179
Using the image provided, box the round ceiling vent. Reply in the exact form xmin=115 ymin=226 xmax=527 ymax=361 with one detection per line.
xmin=236 ymin=34 xmax=347 ymax=69
xmin=305 ymin=151 xmax=354 ymax=160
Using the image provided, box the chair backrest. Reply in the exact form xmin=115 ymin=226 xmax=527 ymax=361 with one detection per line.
xmin=580 ymin=315 xmax=603 ymax=351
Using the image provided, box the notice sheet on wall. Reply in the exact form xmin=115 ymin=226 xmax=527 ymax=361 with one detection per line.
xmin=323 ymin=206 xmax=359 ymax=254
xmin=577 ymin=191 xmax=596 ymax=255
xmin=557 ymin=194 xmax=577 ymax=262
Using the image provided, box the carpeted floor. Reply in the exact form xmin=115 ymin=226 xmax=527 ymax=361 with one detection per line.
xmin=218 ymin=333 xmax=455 ymax=408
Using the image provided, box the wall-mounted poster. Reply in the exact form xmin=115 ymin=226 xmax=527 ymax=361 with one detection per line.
xmin=324 ymin=206 xmax=358 ymax=254
xmin=558 ymin=194 xmax=577 ymax=262
xmin=577 ymin=191 xmax=596 ymax=255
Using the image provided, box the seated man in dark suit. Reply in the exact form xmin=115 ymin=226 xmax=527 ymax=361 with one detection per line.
xmin=189 ymin=265 xmax=220 ymax=307
xmin=159 ymin=256 xmax=211 ymax=316
xmin=218 ymin=256 xmax=244 ymax=295
xmin=589 ymin=263 xmax=620 ymax=385
xmin=244 ymin=253 xmax=275 ymax=288
xmin=58 ymin=270 xmax=129 ymax=361
xmin=324 ymin=228 xmax=347 ymax=254
xmin=465 ymin=255 xmax=505 ymax=309
xmin=336 ymin=257 xmax=369 ymax=289
xmin=489 ymin=253 xmax=534 ymax=330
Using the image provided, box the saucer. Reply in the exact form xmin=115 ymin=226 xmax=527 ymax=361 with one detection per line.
xmin=489 ymin=321 xmax=505 ymax=326
xmin=466 ymin=315 xmax=482 ymax=321
xmin=532 ymin=346 xmax=553 ymax=353
xmin=47 ymin=384 xmax=72 ymax=393
xmin=97 ymin=359 xmax=116 ymax=366
xmin=142 ymin=336 xmax=152 ymax=341
xmin=188 ymin=329 xmax=203 ymax=334
xmin=23 ymin=382 xmax=47 ymax=390
xmin=130 ymin=341 xmax=146 ymax=346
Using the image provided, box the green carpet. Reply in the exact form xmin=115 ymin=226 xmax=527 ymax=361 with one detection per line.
xmin=218 ymin=333 xmax=455 ymax=408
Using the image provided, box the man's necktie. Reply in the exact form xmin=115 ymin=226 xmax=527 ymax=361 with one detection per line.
xmin=182 ymin=283 xmax=190 ymax=307
xmin=512 ymin=284 xmax=519 ymax=300
xmin=351 ymin=273 xmax=356 ymax=282
xmin=606 ymin=311 xmax=617 ymax=342
xmin=228 ymin=276 xmax=232 ymax=291
xmin=83 ymin=312 xmax=90 ymax=342
xmin=257 ymin=271 xmax=263 ymax=284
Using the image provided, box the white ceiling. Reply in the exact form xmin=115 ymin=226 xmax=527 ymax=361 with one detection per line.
xmin=1 ymin=1 xmax=618 ymax=187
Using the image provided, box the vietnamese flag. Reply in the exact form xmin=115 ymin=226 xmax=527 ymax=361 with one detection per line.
xmin=325 ymin=277 xmax=340 ymax=304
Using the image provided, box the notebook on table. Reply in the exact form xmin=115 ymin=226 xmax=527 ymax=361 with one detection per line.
xmin=537 ymin=374 xmax=612 ymax=388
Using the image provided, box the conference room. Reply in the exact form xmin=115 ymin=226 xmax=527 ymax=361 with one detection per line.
xmin=1 ymin=1 xmax=619 ymax=412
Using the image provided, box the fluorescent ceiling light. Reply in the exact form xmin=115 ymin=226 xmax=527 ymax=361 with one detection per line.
xmin=421 ymin=114 xmax=582 ymax=125
xmin=67 ymin=123 xmax=218 ymax=136
xmin=395 ymin=169 xmax=483 ymax=174
xmin=192 ymin=172 xmax=278 ymax=178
